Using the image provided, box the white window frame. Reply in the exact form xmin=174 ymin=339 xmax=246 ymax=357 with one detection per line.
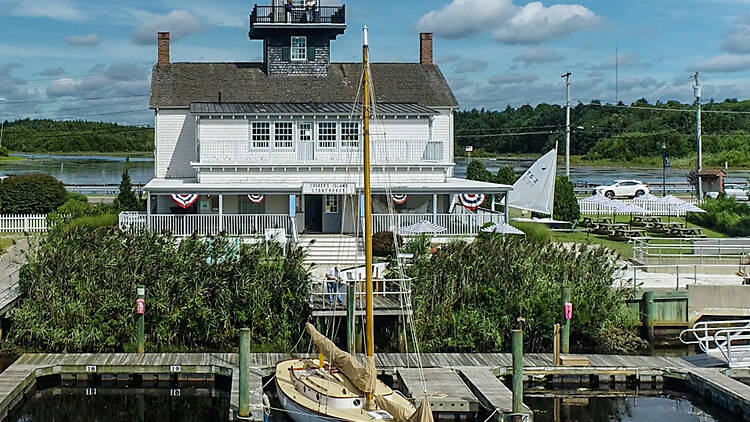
xmin=318 ymin=122 xmax=337 ymax=149
xmin=299 ymin=122 xmax=313 ymax=142
xmin=250 ymin=122 xmax=271 ymax=149
xmin=291 ymin=36 xmax=307 ymax=62
xmin=274 ymin=122 xmax=294 ymax=149
xmin=324 ymin=195 xmax=339 ymax=214
xmin=341 ymin=122 xmax=360 ymax=149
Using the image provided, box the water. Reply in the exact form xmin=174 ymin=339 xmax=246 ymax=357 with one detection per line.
xmin=3 ymin=154 xmax=748 ymax=188
xmin=9 ymin=387 xmax=230 ymax=421
xmin=526 ymin=394 xmax=731 ymax=422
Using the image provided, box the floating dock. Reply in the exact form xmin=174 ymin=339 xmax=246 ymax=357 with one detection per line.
xmin=0 ymin=352 xmax=747 ymax=421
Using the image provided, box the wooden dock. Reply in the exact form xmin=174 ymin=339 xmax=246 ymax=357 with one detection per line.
xmin=308 ymin=295 xmax=411 ymax=317
xmin=686 ymin=368 xmax=750 ymax=417
xmin=458 ymin=367 xmax=533 ymax=421
xmin=397 ymin=368 xmax=480 ymax=414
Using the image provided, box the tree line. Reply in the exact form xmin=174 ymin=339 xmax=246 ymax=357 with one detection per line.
xmin=456 ymin=98 xmax=750 ymax=167
xmin=1 ymin=119 xmax=153 ymax=153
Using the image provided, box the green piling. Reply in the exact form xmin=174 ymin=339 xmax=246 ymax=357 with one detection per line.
xmin=239 ymin=328 xmax=251 ymax=418
xmin=643 ymin=291 xmax=655 ymax=345
xmin=136 ymin=285 xmax=145 ymax=354
xmin=561 ymin=286 xmax=571 ymax=354
xmin=346 ymin=281 xmax=356 ymax=355
xmin=511 ymin=329 xmax=523 ymax=415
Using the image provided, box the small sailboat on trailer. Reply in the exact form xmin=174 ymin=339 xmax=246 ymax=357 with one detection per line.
xmin=275 ymin=26 xmax=433 ymax=422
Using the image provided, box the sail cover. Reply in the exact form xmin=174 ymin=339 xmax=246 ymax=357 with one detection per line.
xmin=305 ymin=323 xmax=376 ymax=394
xmin=376 ymin=395 xmax=433 ymax=422
xmin=508 ymin=148 xmax=557 ymax=215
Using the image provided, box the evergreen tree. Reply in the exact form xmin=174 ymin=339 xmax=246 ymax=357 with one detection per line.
xmin=553 ymin=176 xmax=580 ymax=223
xmin=115 ymin=159 xmax=140 ymax=211
xmin=466 ymin=160 xmax=492 ymax=182
xmin=495 ymin=166 xmax=517 ymax=185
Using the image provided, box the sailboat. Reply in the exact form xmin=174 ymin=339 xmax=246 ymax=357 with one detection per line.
xmin=274 ymin=27 xmax=433 ymax=422
xmin=508 ymin=146 xmax=569 ymax=225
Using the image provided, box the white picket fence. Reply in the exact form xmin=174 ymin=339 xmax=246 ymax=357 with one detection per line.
xmin=578 ymin=199 xmax=699 ymax=216
xmin=0 ymin=214 xmax=48 ymax=232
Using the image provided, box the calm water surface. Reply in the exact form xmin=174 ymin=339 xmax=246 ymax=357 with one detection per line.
xmin=4 ymin=154 xmax=748 ymax=187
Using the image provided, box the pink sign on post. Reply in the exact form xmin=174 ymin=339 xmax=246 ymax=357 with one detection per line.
xmin=136 ymin=298 xmax=146 ymax=315
xmin=564 ymin=302 xmax=573 ymax=320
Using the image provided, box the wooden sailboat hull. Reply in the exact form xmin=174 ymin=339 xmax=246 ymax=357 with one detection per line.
xmin=277 ymin=382 xmax=349 ymax=422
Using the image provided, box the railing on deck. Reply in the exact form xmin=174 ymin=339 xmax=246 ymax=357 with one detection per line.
xmin=198 ymin=139 xmax=445 ymax=165
xmin=372 ymin=213 xmax=505 ymax=236
xmin=309 ymin=278 xmax=411 ymax=313
xmin=633 ymin=237 xmax=750 ymax=264
xmin=250 ymin=5 xmax=345 ymax=25
xmin=0 ymin=214 xmax=48 ymax=232
xmin=680 ymin=320 xmax=750 ymax=368
xmin=119 ymin=212 xmax=291 ymax=237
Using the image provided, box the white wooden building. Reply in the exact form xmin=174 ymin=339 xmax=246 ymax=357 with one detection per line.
xmin=120 ymin=2 xmax=511 ymax=239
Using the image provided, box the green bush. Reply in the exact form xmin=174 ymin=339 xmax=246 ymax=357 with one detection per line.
xmin=510 ymin=221 xmax=551 ymax=243
xmin=495 ymin=166 xmax=517 ymax=185
xmin=113 ymin=159 xmax=144 ymax=211
xmin=402 ymin=233 xmax=432 ymax=258
xmin=688 ymin=197 xmax=750 ymax=236
xmin=47 ymin=199 xmax=115 ymax=231
xmin=466 ymin=160 xmax=493 ymax=182
xmin=66 ymin=191 xmax=89 ymax=203
xmin=0 ymin=173 xmax=67 ymax=214
xmin=11 ymin=228 xmax=310 ymax=352
xmin=372 ymin=231 xmax=403 ymax=257
xmin=408 ymin=237 xmax=636 ymax=353
xmin=554 ymin=176 xmax=580 ymax=223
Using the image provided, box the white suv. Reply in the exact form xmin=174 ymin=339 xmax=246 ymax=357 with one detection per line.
xmin=595 ymin=180 xmax=650 ymax=199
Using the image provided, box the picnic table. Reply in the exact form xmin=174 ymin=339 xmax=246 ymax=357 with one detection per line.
xmin=593 ymin=222 xmax=629 ymax=236
xmin=631 ymin=216 xmax=663 ymax=229
xmin=609 ymin=228 xmax=647 ymax=241
xmin=581 ymin=217 xmax=613 ymax=228
xmin=650 ymin=221 xmax=685 ymax=234
xmin=668 ymin=226 xmax=706 ymax=238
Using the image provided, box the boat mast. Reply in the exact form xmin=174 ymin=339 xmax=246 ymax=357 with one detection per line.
xmin=362 ymin=25 xmax=375 ymax=409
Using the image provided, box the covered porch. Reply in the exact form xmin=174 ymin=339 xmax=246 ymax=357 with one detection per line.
xmin=119 ymin=178 xmax=512 ymax=238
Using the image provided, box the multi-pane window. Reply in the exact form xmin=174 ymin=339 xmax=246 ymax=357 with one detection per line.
xmin=318 ymin=122 xmax=337 ymax=149
xmin=325 ymin=195 xmax=339 ymax=213
xmin=274 ymin=122 xmax=293 ymax=149
xmin=291 ymin=36 xmax=307 ymax=61
xmin=251 ymin=122 xmax=270 ymax=149
xmin=299 ymin=123 xmax=312 ymax=142
xmin=341 ymin=122 xmax=360 ymax=149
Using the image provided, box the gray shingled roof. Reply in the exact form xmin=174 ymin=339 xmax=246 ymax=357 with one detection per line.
xmin=151 ymin=62 xmax=458 ymax=109
xmin=189 ymin=102 xmax=438 ymax=115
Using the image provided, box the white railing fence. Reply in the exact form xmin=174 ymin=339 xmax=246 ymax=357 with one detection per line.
xmin=632 ymin=237 xmax=750 ymax=263
xmin=372 ymin=213 xmax=504 ymax=236
xmin=578 ymin=199 xmax=700 ymax=216
xmin=680 ymin=320 xmax=750 ymax=368
xmin=119 ymin=212 xmax=291 ymax=237
xmin=0 ymin=214 xmax=48 ymax=232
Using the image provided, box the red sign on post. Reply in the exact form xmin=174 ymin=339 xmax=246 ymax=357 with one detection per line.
xmin=136 ymin=298 xmax=146 ymax=315
xmin=564 ymin=302 xmax=573 ymax=320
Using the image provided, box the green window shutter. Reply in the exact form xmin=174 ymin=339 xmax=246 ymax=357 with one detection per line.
xmin=307 ymin=47 xmax=316 ymax=61
xmin=282 ymin=47 xmax=291 ymax=61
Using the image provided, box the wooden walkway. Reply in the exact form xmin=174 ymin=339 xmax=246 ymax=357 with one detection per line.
xmin=397 ymin=368 xmax=479 ymax=414
xmin=686 ymin=368 xmax=750 ymax=417
xmin=308 ymin=295 xmax=411 ymax=317
xmin=458 ymin=367 xmax=533 ymax=421
xmin=0 ymin=353 xmax=264 ymax=421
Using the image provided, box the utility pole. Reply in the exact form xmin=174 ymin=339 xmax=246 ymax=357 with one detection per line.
xmin=615 ymin=43 xmax=619 ymax=104
xmin=562 ymin=72 xmax=571 ymax=177
xmin=693 ymin=72 xmax=703 ymax=201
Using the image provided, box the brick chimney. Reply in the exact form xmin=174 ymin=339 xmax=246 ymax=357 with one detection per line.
xmin=420 ymin=33 xmax=433 ymax=65
xmin=157 ymin=32 xmax=170 ymax=66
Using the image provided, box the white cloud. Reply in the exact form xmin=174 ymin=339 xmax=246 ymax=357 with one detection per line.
xmin=691 ymin=54 xmax=750 ymax=73
xmin=454 ymin=59 xmax=489 ymax=74
xmin=47 ymin=64 xmax=149 ymax=98
xmin=488 ymin=74 xmax=539 ymax=85
xmin=513 ymin=48 xmax=566 ymax=68
xmin=591 ymin=53 xmax=652 ymax=70
xmin=132 ymin=10 xmax=203 ymax=45
xmin=38 ymin=67 xmax=66 ymax=77
xmin=722 ymin=15 xmax=750 ymax=54
xmin=0 ymin=0 xmax=85 ymax=21
xmin=65 ymin=34 xmax=100 ymax=47
xmin=416 ymin=0 xmax=599 ymax=44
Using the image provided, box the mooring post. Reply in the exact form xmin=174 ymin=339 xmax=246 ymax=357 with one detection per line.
xmin=512 ymin=329 xmax=523 ymax=415
xmin=136 ymin=285 xmax=145 ymax=354
xmin=239 ymin=327 xmax=251 ymax=418
xmin=561 ymin=286 xmax=571 ymax=354
xmin=346 ymin=281 xmax=356 ymax=355
xmin=642 ymin=291 xmax=655 ymax=345
xmin=553 ymin=323 xmax=561 ymax=365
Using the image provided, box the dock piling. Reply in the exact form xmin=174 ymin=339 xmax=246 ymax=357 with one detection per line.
xmin=511 ymin=329 xmax=523 ymax=416
xmin=553 ymin=323 xmax=561 ymax=365
xmin=642 ymin=291 xmax=655 ymax=345
xmin=136 ymin=285 xmax=145 ymax=354
xmin=239 ymin=328 xmax=251 ymax=418
xmin=561 ymin=287 xmax=571 ymax=354
xmin=346 ymin=281 xmax=355 ymax=355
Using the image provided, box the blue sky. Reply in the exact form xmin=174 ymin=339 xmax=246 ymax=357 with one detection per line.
xmin=1 ymin=0 xmax=749 ymax=125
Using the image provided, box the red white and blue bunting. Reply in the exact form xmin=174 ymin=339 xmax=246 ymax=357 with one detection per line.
xmin=391 ymin=194 xmax=408 ymax=205
xmin=170 ymin=194 xmax=200 ymax=209
xmin=248 ymin=194 xmax=265 ymax=204
xmin=458 ymin=194 xmax=486 ymax=211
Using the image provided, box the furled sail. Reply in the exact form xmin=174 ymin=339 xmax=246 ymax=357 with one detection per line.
xmin=508 ymin=148 xmax=557 ymax=216
xmin=305 ymin=323 xmax=377 ymax=394
xmin=375 ymin=395 xmax=433 ymax=422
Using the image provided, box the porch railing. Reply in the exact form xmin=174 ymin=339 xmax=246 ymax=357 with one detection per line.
xmin=119 ymin=213 xmax=291 ymax=237
xmin=372 ymin=213 xmax=505 ymax=236
xmin=250 ymin=5 xmax=345 ymax=25
xmin=198 ymin=139 xmax=445 ymax=165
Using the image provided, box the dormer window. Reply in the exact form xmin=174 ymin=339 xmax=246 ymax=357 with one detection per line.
xmin=291 ymin=36 xmax=307 ymax=61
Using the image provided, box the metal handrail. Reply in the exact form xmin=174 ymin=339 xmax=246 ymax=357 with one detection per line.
xmin=251 ymin=5 xmax=345 ymax=25
xmin=680 ymin=319 xmax=750 ymax=360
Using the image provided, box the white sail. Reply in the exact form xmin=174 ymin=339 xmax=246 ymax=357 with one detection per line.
xmin=508 ymin=148 xmax=557 ymax=215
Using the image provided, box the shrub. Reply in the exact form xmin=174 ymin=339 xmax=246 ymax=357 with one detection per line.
xmin=113 ymin=159 xmax=143 ymax=211
xmin=688 ymin=197 xmax=750 ymax=237
xmin=510 ymin=221 xmax=551 ymax=243
xmin=66 ymin=191 xmax=89 ymax=203
xmin=554 ymin=176 xmax=580 ymax=223
xmin=408 ymin=237 xmax=633 ymax=353
xmin=47 ymin=199 xmax=115 ymax=231
xmin=0 ymin=173 xmax=67 ymax=214
xmin=466 ymin=160 xmax=492 ymax=182
xmin=402 ymin=233 xmax=432 ymax=258
xmin=372 ymin=231 xmax=403 ymax=257
xmin=495 ymin=166 xmax=517 ymax=185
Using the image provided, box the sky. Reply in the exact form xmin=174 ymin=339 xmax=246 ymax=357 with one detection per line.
xmin=1 ymin=0 xmax=749 ymax=125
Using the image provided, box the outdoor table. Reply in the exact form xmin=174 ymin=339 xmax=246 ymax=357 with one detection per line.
xmin=609 ymin=228 xmax=646 ymax=241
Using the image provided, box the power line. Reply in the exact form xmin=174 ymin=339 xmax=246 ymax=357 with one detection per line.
xmin=0 ymin=127 xmax=153 ymax=139
xmin=1 ymin=94 xmax=149 ymax=105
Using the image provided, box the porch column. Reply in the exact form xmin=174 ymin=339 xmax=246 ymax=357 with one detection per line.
xmin=146 ymin=192 xmax=152 ymax=231
xmin=289 ymin=194 xmax=297 ymax=238
xmin=503 ymin=192 xmax=510 ymax=224
xmin=432 ymin=193 xmax=438 ymax=222
xmin=218 ymin=194 xmax=224 ymax=232
xmin=491 ymin=195 xmax=496 ymax=212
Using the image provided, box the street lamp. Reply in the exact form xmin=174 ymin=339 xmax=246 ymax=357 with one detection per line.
xmin=661 ymin=142 xmax=670 ymax=197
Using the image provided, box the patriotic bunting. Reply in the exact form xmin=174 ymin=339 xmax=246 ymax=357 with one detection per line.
xmin=391 ymin=194 xmax=408 ymax=205
xmin=170 ymin=194 xmax=200 ymax=209
xmin=458 ymin=193 xmax=486 ymax=211
xmin=248 ymin=194 xmax=265 ymax=204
